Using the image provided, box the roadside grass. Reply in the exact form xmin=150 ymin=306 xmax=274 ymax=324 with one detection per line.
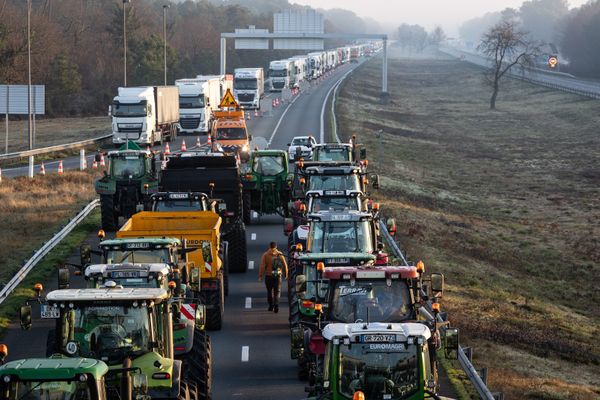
xmin=336 ymin=49 xmax=600 ymax=399
xmin=0 ymin=172 xmax=97 ymax=284
xmin=0 ymin=116 xmax=109 ymax=153
xmin=0 ymin=211 xmax=100 ymax=332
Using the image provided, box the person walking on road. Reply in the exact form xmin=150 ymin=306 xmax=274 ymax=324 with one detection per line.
xmin=258 ymin=241 xmax=288 ymax=313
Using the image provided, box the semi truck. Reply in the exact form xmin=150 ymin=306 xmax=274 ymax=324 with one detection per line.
xmin=176 ymin=77 xmax=221 ymax=134
xmin=111 ymin=86 xmax=179 ymax=146
xmin=268 ymin=60 xmax=294 ymax=91
xmin=233 ymin=68 xmax=264 ymax=109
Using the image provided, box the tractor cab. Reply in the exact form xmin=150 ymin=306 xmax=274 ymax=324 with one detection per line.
xmin=82 ymin=237 xmax=184 ymax=269
xmin=311 ymin=142 xmax=366 ymax=163
xmin=150 ymin=192 xmax=211 ymax=212
xmin=306 ymin=322 xmax=459 ymax=400
xmin=84 ymin=263 xmax=173 ymax=290
xmin=241 ymin=150 xmax=290 ymax=221
xmin=306 ymin=211 xmax=378 ymax=254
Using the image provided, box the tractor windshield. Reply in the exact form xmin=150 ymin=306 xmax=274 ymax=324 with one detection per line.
xmin=302 ymin=263 xmax=329 ymax=301
xmin=330 ymin=280 xmax=412 ymax=323
xmin=310 ymin=221 xmax=374 ymax=253
xmin=337 ymin=342 xmax=419 ymax=399
xmin=314 ymin=147 xmax=350 ymax=161
xmin=216 ymin=127 xmax=247 ymax=140
xmin=309 ymin=174 xmax=360 ymax=191
xmin=105 ymin=249 xmax=171 ymax=264
xmin=64 ymin=305 xmax=152 ymax=364
xmin=111 ymin=156 xmax=145 ymax=179
xmin=253 ymin=156 xmax=285 ymax=176
xmin=154 ymin=199 xmax=207 ymax=211
xmin=3 ymin=380 xmax=92 ymax=399
xmin=310 ymin=196 xmax=360 ymax=212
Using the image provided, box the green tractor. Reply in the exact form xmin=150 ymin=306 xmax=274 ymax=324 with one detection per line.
xmin=20 ymin=286 xmax=206 ymax=399
xmin=0 ymin=355 xmax=117 ymax=400
xmin=305 ymin=322 xmax=459 ymax=400
xmin=241 ymin=150 xmax=290 ymax=224
xmin=95 ymin=141 xmax=159 ymax=232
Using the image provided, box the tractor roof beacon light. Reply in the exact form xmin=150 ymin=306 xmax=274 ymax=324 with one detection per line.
xmin=97 ymin=229 xmax=106 ymax=239
xmin=353 ymin=391 xmax=365 ymax=400
xmin=316 ymin=262 xmax=325 ymax=272
xmin=0 ymin=344 xmax=7 ymax=364
xmin=34 ymin=283 xmax=43 ymax=297
xmin=416 ymin=260 xmax=425 ymax=275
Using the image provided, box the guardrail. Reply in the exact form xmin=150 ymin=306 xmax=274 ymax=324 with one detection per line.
xmin=0 ymin=134 xmax=111 ymax=161
xmin=440 ymin=46 xmax=600 ymax=100
xmin=0 ymin=199 xmax=99 ymax=306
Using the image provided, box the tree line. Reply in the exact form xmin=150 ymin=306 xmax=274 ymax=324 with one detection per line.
xmin=459 ymin=0 xmax=600 ymax=78
xmin=0 ymin=0 xmax=377 ymax=117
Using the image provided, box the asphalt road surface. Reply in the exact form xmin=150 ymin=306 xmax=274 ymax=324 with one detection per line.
xmin=0 ymin=58 xmax=458 ymax=399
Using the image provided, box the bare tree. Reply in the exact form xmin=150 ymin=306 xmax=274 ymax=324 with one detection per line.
xmin=429 ymin=26 xmax=446 ymax=47
xmin=478 ymin=18 xmax=540 ymax=109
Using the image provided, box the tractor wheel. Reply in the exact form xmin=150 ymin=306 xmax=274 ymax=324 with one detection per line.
xmin=243 ymin=192 xmax=252 ymax=225
xmin=289 ymin=300 xmax=300 ymax=328
xmin=204 ymin=273 xmax=224 ymax=331
xmin=184 ymin=329 xmax=212 ymax=400
xmin=100 ymin=194 xmax=118 ymax=232
xmin=178 ymin=381 xmax=190 ymax=400
xmin=45 ymin=329 xmax=56 ymax=357
xmin=188 ymin=382 xmax=200 ymax=400
xmin=225 ymin=223 xmax=247 ymax=273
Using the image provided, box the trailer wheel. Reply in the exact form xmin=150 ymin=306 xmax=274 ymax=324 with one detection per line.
xmin=100 ymin=194 xmax=118 ymax=232
xmin=225 ymin=223 xmax=247 ymax=273
xmin=204 ymin=273 xmax=224 ymax=331
xmin=186 ymin=329 xmax=212 ymax=400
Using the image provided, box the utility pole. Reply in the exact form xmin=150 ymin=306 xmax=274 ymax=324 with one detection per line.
xmin=163 ymin=4 xmax=170 ymax=85
xmin=27 ymin=0 xmax=32 ymax=150
xmin=123 ymin=0 xmax=130 ymax=87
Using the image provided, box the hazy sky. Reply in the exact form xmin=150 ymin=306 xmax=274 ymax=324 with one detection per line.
xmin=291 ymin=0 xmax=590 ymax=35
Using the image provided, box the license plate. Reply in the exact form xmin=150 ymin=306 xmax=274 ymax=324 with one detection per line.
xmin=111 ymin=271 xmax=140 ymax=278
xmin=362 ymin=334 xmax=395 ymax=343
xmin=41 ymin=305 xmax=59 ymax=319
xmin=327 ymin=258 xmax=350 ymax=264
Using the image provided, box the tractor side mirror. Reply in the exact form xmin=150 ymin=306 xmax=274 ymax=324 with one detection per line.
xmin=360 ymin=148 xmax=367 ymax=159
xmin=80 ymin=244 xmax=92 ymax=267
xmin=371 ymin=174 xmax=380 ymax=189
xmin=430 ymin=273 xmax=444 ymax=297
xmin=386 ymin=218 xmax=397 ymax=237
xmin=189 ymin=264 xmax=200 ymax=284
xmin=444 ymin=328 xmax=459 ymax=359
xmin=195 ymin=304 xmax=206 ymax=328
xmin=94 ymin=154 xmax=102 ymax=163
xmin=295 ymin=275 xmax=307 ymax=294
xmin=20 ymin=305 xmax=32 ymax=330
xmin=58 ymin=267 xmax=70 ymax=290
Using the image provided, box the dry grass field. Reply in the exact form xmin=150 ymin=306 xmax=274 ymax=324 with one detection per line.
xmin=0 ymin=116 xmax=109 ymax=153
xmin=337 ymin=49 xmax=600 ymax=399
xmin=0 ymin=172 xmax=97 ymax=283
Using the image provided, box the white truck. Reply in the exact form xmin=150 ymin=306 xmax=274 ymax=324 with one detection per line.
xmin=289 ymin=56 xmax=308 ymax=86
xmin=233 ymin=68 xmax=264 ymax=109
xmin=176 ymin=76 xmax=221 ymax=134
xmin=111 ymin=86 xmax=179 ymax=146
xmin=308 ymin=52 xmax=326 ymax=79
xmin=268 ymin=60 xmax=294 ymax=91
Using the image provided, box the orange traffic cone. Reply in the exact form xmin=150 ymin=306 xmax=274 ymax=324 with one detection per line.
xmin=196 ymin=136 xmax=201 ymax=147
xmin=207 ymin=135 xmax=212 ymax=146
xmin=40 ymin=162 xmax=46 ymax=176
xmin=254 ymin=109 xmax=259 ymax=118
xmin=92 ymin=159 xmax=98 ymax=169
xmin=246 ymin=112 xmax=251 ymax=120
xmin=181 ymin=140 xmax=187 ymax=152
xmin=58 ymin=160 xmax=64 ymax=175
xmin=100 ymin=154 xmax=106 ymax=167
xmin=165 ymin=143 xmax=171 ymax=155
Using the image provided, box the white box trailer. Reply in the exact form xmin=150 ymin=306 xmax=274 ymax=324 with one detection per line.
xmin=111 ymin=86 xmax=179 ymax=145
xmin=233 ymin=68 xmax=264 ymax=109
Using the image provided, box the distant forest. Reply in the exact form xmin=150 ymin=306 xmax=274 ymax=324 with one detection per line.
xmin=458 ymin=0 xmax=600 ymax=78
xmin=0 ymin=0 xmax=380 ymax=116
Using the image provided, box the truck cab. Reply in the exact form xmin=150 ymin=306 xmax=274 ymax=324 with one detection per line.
xmin=269 ymin=60 xmax=293 ymax=91
xmin=176 ymin=78 xmax=220 ymax=134
xmin=211 ymin=111 xmax=250 ymax=159
xmin=233 ymin=68 xmax=264 ymax=109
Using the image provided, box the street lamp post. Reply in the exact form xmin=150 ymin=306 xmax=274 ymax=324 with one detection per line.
xmin=123 ymin=0 xmax=130 ymax=87
xmin=27 ymin=0 xmax=32 ymax=150
xmin=163 ymin=5 xmax=170 ymax=85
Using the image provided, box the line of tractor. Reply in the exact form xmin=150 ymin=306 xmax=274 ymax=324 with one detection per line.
xmin=0 ymin=92 xmax=459 ymax=400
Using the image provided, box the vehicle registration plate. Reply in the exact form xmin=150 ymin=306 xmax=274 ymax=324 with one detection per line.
xmin=41 ymin=305 xmax=60 ymax=319
xmin=362 ymin=334 xmax=395 ymax=343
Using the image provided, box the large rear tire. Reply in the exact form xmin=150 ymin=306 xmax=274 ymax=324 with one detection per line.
xmin=243 ymin=191 xmax=252 ymax=225
xmin=100 ymin=194 xmax=118 ymax=232
xmin=204 ymin=273 xmax=224 ymax=331
xmin=225 ymin=223 xmax=247 ymax=273
xmin=183 ymin=329 xmax=212 ymax=400
xmin=178 ymin=381 xmax=190 ymax=400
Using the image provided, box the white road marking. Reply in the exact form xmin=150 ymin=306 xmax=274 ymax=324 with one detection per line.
xmin=267 ymin=90 xmax=302 ymax=147
xmin=248 ymin=260 xmax=255 ymax=270
xmin=251 ymin=233 xmax=256 ymax=240
xmin=319 ymin=67 xmax=356 ymax=143
xmin=241 ymin=346 xmax=249 ymax=362
xmin=245 ymin=297 xmax=252 ymax=309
